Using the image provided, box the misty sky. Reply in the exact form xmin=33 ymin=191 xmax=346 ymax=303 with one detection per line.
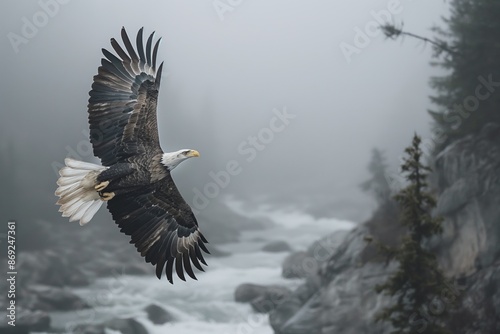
xmin=0 ymin=0 xmax=450 ymax=222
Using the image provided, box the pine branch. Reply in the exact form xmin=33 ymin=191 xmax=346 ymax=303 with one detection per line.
xmin=381 ymin=23 xmax=461 ymax=57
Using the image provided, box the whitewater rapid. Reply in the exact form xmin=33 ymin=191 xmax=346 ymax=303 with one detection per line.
xmin=51 ymin=200 xmax=355 ymax=334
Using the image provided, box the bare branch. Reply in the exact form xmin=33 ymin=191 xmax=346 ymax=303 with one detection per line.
xmin=380 ymin=23 xmax=460 ymax=57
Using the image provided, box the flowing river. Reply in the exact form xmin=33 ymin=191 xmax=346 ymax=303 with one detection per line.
xmin=50 ymin=201 xmax=355 ymax=334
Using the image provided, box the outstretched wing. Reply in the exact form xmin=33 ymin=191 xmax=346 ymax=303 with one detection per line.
xmin=88 ymin=27 xmax=165 ymax=166
xmin=107 ymin=176 xmax=210 ymax=283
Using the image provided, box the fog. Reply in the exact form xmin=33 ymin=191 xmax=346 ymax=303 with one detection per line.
xmin=1 ymin=0 xmax=449 ymax=224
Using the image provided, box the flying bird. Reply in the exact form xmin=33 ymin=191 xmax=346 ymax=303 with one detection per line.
xmin=55 ymin=27 xmax=209 ymax=283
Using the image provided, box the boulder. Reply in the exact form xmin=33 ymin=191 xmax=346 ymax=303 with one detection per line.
xmin=144 ymin=303 xmax=175 ymax=324
xmin=282 ymin=251 xmax=309 ymax=279
xmin=269 ymin=276 xmax=322 ymax=332
xmin=251 ymin=294 xmax=287 ymax=314
xmin=103 ymin=317 xmax=148 ymax=334
xmin=270 ymin=227 xmax=394 ymax=334
xmin=262 ymin=240 xmax=292 ymax=253
xmin=235 ymin=283 xmax=268 ymax=303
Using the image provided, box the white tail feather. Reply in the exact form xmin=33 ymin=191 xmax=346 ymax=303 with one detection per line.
xmin=55 ymin=183 xmax=80 ymax=196
xmin=81 ymin=201 xmax=103 ymax=225
xmin=65 ymin=158 xmax=105 ymax=170
xmin=70 ymin=201 xmax=93 ymax=223
xmin=55 ymin=158 xmax=107 ymax=226
xmin=59 ymin=167 xmax=89 ymax=177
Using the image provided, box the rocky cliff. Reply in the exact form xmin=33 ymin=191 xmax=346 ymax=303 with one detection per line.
xmin=270 ymin=123 xmax=500 ymax=333
xmin=433 ymin=123 xmax=500 ymax=277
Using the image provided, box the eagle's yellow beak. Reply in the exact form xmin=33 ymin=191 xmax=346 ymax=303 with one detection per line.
xmin=187 ymin=150 xmax=200 ymax=158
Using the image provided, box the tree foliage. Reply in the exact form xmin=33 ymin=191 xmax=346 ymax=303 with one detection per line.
xmin=375 ymin=134 xmax=454 ymax=334
xmin=381 ymin=0 xmax=500 ymax=151
xmin=428 ymin=0 xmax=500 ymax=150
xmin=361 ymin=148 xmax=392 ymax=206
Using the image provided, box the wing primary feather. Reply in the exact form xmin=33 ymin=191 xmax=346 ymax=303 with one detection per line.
xmin=101 ymin=48 xmax=133 ymax=75
xmin=100 ymin=60 xmax=131 ymax=84
xmin=133 ymin=217 xmax=163 ymax=247
xmin=199 ymin=232 xmax=209 ymax=243
xmin=197 ymin=239 xmax=210 ymax=254
xmin=155 ymin=62 xmax=164 ymax=88
xmin=152 ymin=37 xmax=162 ymax=72
xmin=146 ymin=32 xmax=155 ymax=67
xmin=162 ymin=233 xmax=176 ymax=259
xmin=175 ymin=254 xmax=186 ymax=281
xmin=110 ymin=38 xmax=131 ymax=63
xmin=155 ymin=253 xmax=166 ymax=279
xmin=149 ymin=234 xmax=172 ymax=272
xmin=136 ymin=28 xmax=146 ymax=70
xmin=148 ymin=243 xmax=161 ymax=266
xmin=189 ymin=247 xmax=204 ymax=271
xmin=194 ymin=244 xmax=208 ymax=266
xmin=121 ymin=27 xmax=139 ymax=63
xmin=101 ymin=49 xmax=133 ymax=80
xmin=170 ymin=235 xmax=179 ymax=258
xmin=183 ymin=251 xmax=197 ymax=280
xmin=121 ymin=27 xmax=140 ymax=74
xmin=165 ymin=257 xmax=174 ymax=284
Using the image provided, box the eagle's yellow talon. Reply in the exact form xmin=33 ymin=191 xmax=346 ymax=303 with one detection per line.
xmin=95 ymin=181 xmax=110 ymax=192
xmin=100 ymin=192 xmax=115 ymax=201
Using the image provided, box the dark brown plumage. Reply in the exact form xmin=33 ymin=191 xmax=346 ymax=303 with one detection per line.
xmin=85 ymin=27 xmax=209 ymax=283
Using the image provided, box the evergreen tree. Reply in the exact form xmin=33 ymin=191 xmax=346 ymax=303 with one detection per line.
xmin=375 ymin=134 xmax=454 ymax=334
xmin=360 ymin=148 xmax=404 ymax=264
xmin=360 ymin=148 xmax=392 ymax=206
xmin=382 ymin=0 xmax=500 ymax=151
xmin=430 ymin=0 xmax=500 ymax=150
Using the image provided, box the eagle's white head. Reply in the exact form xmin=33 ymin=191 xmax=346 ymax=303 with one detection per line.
xmin=161 ymin=149 xmax=200 ymax=170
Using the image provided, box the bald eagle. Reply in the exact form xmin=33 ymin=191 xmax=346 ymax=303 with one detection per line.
xmin=55 ymin=27 xmax=209 ymax=284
